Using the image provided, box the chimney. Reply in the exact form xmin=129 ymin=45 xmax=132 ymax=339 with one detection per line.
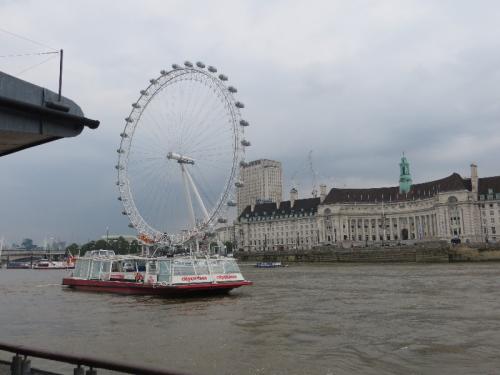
xmin=471 ymin=163 xmax=478 ymax=197
xmin=319 ymin=184 xmax=327 ymax=203
xmin=290 ymin=188 xmax=298 ymax=208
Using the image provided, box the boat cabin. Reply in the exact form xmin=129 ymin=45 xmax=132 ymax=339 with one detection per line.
xmin=71 ymin=251 xmax=244 ymax=286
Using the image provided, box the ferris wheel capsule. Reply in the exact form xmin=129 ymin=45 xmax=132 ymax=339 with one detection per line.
xmin=227 ymin=200 xmax=237 ymax=207
xmin=149 ymin=79 xmax=157 ymax=84
xmin=172 ymin=64 xmax=181 ymax=69
xmin=239 ymin=120 xmax=249 ymax=126
xmin=217 ymin=218 xmax=228 ymax=224
xmin=132 ymin=103 xmax=141 ymax=109
xmin=208 ymin=66 xmax=217 ymax=73
xmin=218 ymin=74 xmax=228 ymax=81
xmin=235 ymin=180 xmax=244 ymax=188
xmin=228 ymin=86 xmax=237 ymax=93
xmin=160 ymin=70 xmax=167 ymax=75
xmin=125 ymin=117 xmax=133 ymax=123
xmin=241 ymin=139 xmax=251 ymax=147
xmin=235 ymin=101 xmax=244 ymax=108
xmin=184 ymin=61 xmax=193 ymax=67
xmin=122 ymin=211 xmax=128 ymax=215
xmin=128 ymin=223 xmax=134 ymax=228
xmin=196 ymin=61 xmax=205 ymax=68
xmin=120 ymin=132 xmax=128 ymax=138
xmin=140 ymin=90 xmax=148 ymax=96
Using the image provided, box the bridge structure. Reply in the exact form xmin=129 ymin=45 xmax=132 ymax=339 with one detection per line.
xmin=0 ymin=249 xmax=67 ymax=266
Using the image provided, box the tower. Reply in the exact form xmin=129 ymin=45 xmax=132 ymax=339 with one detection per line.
xmin=399 ymin=153 xmax=412 ymax=194
xmin=237 ymin=159 xmax=283 ymax=214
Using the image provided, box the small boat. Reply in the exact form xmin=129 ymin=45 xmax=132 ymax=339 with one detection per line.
xmin=6 ymin=262 xmax=31 ymax=269
xmin=62 ymin=250 xmax=252 ymax=296
xmin=33 ymin=258 xmax=75 ymax=270
xmin=255 ymin=262 xmax=285 ymax=268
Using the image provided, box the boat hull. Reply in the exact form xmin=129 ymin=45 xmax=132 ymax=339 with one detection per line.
xmin=62 ymin=278 xmax=252 ymax=296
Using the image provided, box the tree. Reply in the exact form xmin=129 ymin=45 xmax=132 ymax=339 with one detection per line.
xmin=94 ymin=239 xmax=109 ymax=250
xmin=80 ymin=241 xmax=96 ymax=254
xmin=66 ymin=243 xmax=80 ymax=256
xmin=130 ymin=240 xmax=140 ymax=254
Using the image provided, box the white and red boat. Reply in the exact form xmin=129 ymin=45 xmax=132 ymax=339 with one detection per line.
xmin=62 ymin=250 xmax=252 ymax=296
xmin=33 ymin=258 xmax=75 ymax=270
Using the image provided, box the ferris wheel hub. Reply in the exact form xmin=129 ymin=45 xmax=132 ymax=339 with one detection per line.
xmin=166 ymin=151 xmax=195 ymax=165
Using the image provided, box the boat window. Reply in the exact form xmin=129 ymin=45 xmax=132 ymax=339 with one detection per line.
xmin=101 ymin=261 xmax=112 ymax=274
xmin=77 ymin=259 xmax=91 ymax=279
xmin=223 ymin=260 xmax=240 ymax=274
xmin=122 ymin=261 xmax=136 ymax=272
xmin=111 ymin=262 xmax=121 ymax=272
xmin=173 ymin=261 xmax=195 ymax=276
xmin=73 ymin=260 xmax=83 ymax=278
xmin=209 ymin=260 xmax=224 ymax=274
xmin=90 ymin=260 xmax=101 ymax=279
xmin=147 ymin=261 xmax=157 ymax=273
xmin=137 ymin=260 xmax=146 ymax=272
xmin=158 ymin=260 xmax=172 ymax=282
xmin=194 ymin=260 xmax=209 ymax=275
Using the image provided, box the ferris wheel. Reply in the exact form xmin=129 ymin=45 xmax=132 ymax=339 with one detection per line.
xmin=116 ymin=61 xmax=250 ymax=245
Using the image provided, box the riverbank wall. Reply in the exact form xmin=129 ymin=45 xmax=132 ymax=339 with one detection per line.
xmin=235 ymin=242 xmax=500 ymax=264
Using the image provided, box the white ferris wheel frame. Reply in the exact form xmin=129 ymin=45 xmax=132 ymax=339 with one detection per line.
xmin=116 ymin=62 xmax=248 ymax=245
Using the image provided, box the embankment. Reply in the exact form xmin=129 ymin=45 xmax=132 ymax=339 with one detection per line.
xmin=235 ymin=242 xmax=500 ymax=264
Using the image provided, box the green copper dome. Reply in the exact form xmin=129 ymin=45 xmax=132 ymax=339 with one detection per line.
xmin=399 ymin=153 xmax=412 ymax=194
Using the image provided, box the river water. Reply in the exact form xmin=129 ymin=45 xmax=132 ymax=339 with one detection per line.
xmin=1 ymin=263 xmax=500 ymax=375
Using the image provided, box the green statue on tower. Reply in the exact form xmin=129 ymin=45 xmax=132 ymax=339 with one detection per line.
xmin=399 ymin=153 xmax=412 ymax=194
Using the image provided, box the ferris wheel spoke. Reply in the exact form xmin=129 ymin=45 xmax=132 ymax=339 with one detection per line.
xmin=187 ymin=118 xmax=233 ymax=153
xmin=186 ymin=126 xmax=233 ymax=156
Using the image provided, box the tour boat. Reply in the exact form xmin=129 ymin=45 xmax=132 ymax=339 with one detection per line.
xmin=33 ymin=258 xmax=75 ymax=270
xmin=62 ymin=250 xmax=252 ymax=296
xmin=255 ymin=262 xmax=285 ymax=268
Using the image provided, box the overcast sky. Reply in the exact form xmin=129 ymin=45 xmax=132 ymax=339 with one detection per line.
xmin=1 ymin=0 xmax=500 ymax=245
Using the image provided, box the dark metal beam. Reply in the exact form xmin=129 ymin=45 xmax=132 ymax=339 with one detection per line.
xmin=0 ymin=95 xmax=99 ymax=129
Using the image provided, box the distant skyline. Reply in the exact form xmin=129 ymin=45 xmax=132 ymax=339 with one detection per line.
xmin=1 ymin=0 xmax=500 ymax=244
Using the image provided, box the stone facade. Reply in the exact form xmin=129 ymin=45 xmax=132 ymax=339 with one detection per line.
xmin=214 ymin=225 xmax=235 ymax=245
xmin=237 ymin=191 xmax=320 ymax=252
xmin=236 ymin=161 xmax=500 ymax=251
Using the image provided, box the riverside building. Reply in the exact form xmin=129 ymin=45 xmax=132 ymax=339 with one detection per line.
xmin=237 ymin=156 xmax=500 ymax=251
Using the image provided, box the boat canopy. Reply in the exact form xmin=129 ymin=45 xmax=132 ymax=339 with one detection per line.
xmin=157 ymin=257 xmax=241 ymax=283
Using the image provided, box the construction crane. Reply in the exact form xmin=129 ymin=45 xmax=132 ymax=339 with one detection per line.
xmin=308 ymin=150 xmax=318 ymax=198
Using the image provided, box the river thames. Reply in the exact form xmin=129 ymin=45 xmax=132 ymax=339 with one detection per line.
xmin=1 ymin=263 xmax=500 ymax=374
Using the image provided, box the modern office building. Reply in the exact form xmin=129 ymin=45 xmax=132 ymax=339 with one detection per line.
xmin=237 ymin=159 xmax=283 ymax=215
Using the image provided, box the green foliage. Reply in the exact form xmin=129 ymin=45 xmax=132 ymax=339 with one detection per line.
xmin=130 ymin=240 xmax=140 ymax=254
xmin=80 ymin=241 xmax=95 ymax=255
xmin=79 ymin=237 xmax=139 ymax=255
xmin=66 ymin=243 xmax=80 ymax=256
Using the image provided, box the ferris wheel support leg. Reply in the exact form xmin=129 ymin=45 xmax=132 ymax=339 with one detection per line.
xmin=181 ymin=164 xmax=196 ymax=229
xmin=184 ymin=167 xmax=210 ymax=222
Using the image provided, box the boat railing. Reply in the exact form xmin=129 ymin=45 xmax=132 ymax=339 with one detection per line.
xmin=0 ymin=341 xmax=187 ymax=375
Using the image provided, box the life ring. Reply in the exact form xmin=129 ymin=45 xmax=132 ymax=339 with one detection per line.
xmin=135 ymin=272 xmax=144 ymax=282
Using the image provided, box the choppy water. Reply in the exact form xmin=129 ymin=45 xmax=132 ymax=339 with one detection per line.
xmin=1 ymin=263 xmax=500 ymax=374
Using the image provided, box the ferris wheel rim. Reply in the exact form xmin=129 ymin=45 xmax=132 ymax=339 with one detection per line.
xmin=116 ymin=62 xmax=248 ymax=245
